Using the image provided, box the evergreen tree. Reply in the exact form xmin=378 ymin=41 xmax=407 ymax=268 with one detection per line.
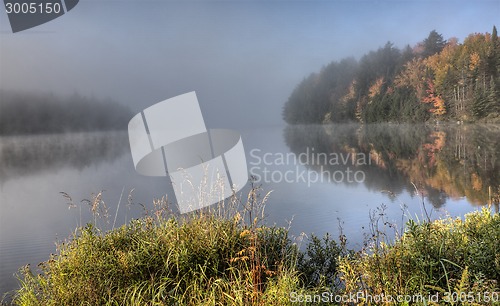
xmin=422 ymin=30 xmax=447 ymax=58
xmin=492 ymin=26 xmax=500 ymax=77
xmin=472 ymin=89 xmax=488 ymax=118
xmin=488 ymin=76 xmax=499 ymax=114
xmin=282 ymin=28 xmax=499 ymax=125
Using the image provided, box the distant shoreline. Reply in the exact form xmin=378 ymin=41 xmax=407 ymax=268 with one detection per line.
xmin=0 ymin=90 xmax=133 ymax=136
xmin=283 ymin=27 xmax=500 ymax=125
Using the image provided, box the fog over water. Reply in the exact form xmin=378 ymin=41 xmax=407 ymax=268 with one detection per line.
xmin=1 ymin=0 xmax=500 ymax=299
xmin=1 ymin=124 xmax=499 ymax=296
xmin=1 ymin=1 xmax=499 ymax=128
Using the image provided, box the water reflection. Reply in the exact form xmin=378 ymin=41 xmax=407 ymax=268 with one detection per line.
xmin=0 ymin=131 xmax=129 ymax=183
xmin=0 ymin=131 xmax=139 ymax=296
xmin=284 ymin=124 xmax=500 ymax=209
xmin=2 ymin=126 xmax=499 ymax=296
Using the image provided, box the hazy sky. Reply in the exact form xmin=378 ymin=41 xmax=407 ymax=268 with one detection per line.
xmin=1 ymin=0 xmax=499 ymax=128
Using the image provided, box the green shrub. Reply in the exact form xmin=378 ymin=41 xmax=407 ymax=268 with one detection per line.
xmin=10 ymin=188 xmax=500 ymax=306
xmin=13 ymin=213 xmax=303 ymax=305
xmin=339 ymin=208 xmax=500 ymax=304
xmin=297 ymin=233 xmax=343 ymax=288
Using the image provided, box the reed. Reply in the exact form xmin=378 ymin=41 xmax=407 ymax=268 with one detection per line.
xmin=8 ymin=183 xmax=500 ymax=305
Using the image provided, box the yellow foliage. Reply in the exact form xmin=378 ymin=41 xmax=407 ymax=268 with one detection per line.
xmin=341 ymin=80 xmax=356 ymax=103
xmin=469 ymin=52 xmax=480 ymax=71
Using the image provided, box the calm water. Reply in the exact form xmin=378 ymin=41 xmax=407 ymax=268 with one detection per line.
xmin=1 ymin=124 xmax=499 ymax=296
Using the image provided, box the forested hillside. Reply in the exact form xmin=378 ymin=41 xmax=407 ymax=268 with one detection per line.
xmin=283 ymin=27 xmax=500 ymax=124
xmin=0 ymin=91 xmax=133 ymax=135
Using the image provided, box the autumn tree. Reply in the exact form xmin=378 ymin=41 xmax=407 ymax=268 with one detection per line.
xmin=395 ymin=57 xmax=428 ymax=99
xmin=423 ymin=80 xmax=446 ymax=116
xmin=283 ymin=28 xmax=499 ymax=125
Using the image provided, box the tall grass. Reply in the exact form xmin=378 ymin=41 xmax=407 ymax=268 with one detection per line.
xmin=339 ymin=208 xmax=500 ymax=304
xmin=8 ymin=183 xmax=500 ymax=305
xmin=10 ymin=185 xmax=305 ymax=305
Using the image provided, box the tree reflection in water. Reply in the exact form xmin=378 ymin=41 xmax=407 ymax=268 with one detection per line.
xmin=0 ymin=131 xmax=129 ymax=183
xmin=284 ymin=124 xmax=500 ymax=209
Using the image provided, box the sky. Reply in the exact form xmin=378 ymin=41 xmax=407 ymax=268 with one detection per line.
xmin=0 ymin=0 xmax=499 ymax=128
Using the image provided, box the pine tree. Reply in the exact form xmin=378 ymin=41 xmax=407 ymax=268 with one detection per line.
xmin=487 ymin=76 xmax=499 ymax=115
xmin=472 ymin=89 xmax=488 ymax=118
xmin=422 ymin=30 xmax=447 ymax=58
xmin=486 ymin=26 xmax=498 ymax=79
xmin=493 ymin=26 xmax=500 ymax=77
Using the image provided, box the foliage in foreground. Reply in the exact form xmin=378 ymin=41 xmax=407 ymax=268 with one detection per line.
xmin=340 ymin=208 xmax=500 ymax=305
xmin=14 ymin=217 xmax=299 ymax=305
xmin=11 ymin=188 xmax=301 ymax=305
xmin=9 ymin=189 xmax=500 ymax=305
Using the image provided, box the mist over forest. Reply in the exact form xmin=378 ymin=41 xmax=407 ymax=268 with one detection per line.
xmin=0 ymin=91 xmax=133 ymax=135
xmin=283 ymin=27 xmax=500 ymax=124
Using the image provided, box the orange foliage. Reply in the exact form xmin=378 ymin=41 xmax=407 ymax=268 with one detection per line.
xmin=471 ymin=173 xmax=483 ymax=191
xmin=422 ymin=131 xmax=446 ymax=168
xmin=423 ymin=80 xmax=446 ymax=116
xmin=469 ymin=52 xmax=480 ymax=71
xmin=368 ymin=77 xmax=384 ymax=99
xmin=341 ymin=80 xmax=356 ymax=103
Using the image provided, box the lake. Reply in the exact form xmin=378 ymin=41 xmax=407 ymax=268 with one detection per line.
xmin=1 ymin=124 xmax=499 ymax=296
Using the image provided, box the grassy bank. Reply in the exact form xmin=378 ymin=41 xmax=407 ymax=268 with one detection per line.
xmin=8 ymin=188 xmax=500 ymax=305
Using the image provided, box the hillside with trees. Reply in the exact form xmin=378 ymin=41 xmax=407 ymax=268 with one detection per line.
xmin=0 ymin=90 xmax=133 ymax=135
xmin=283 ymin=27 xmax=500 ymax=124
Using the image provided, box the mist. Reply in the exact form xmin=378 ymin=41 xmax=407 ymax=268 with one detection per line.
xmin=0 ymin=90 xmax=132 ymax=135
xmin=1 ymin=1 xmax=499 ymax=128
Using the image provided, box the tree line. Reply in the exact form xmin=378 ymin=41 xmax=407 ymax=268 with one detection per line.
xmin=283 ymin=27 xmax=500 ymax=124
xmin=0 ymin=90 xmax=133 ymax=135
